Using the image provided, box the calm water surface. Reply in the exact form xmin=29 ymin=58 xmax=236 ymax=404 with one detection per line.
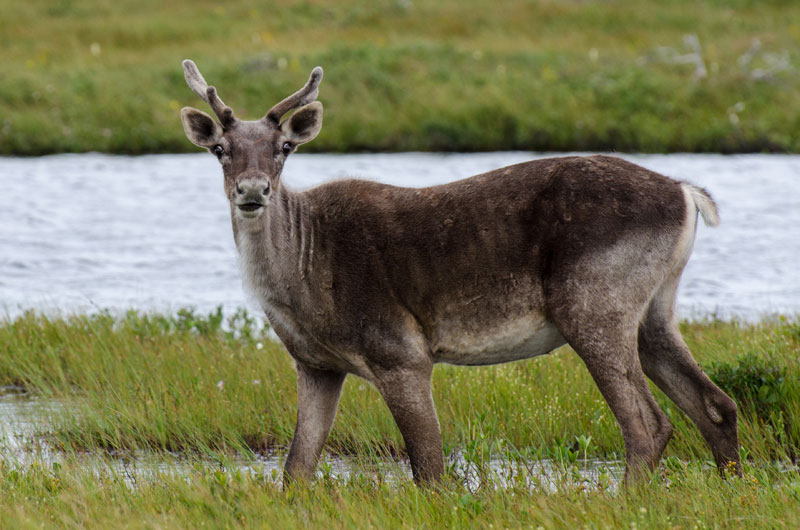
xmin=1 ymin=152 xmax=799 ymax=319
xmin=0 ymin=388 xmax=623 ymax=490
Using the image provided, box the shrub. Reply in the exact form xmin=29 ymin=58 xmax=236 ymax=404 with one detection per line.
xmin=704 ymin=351 xmax=786 ymax=421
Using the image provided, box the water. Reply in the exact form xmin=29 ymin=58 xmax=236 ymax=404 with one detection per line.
xmin=1 ymin=152 xmax=798 ymax=320
xmin=0 ymin=388 xmax=623 ymax=490
xmin=1 ymin=152 xmax=799 ymax=319
xmin=0 ymin=386 xmax=48 ymax=454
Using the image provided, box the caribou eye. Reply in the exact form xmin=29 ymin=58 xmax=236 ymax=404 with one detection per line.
xmin=213 ymin=145 xmax=224 ymax=157
xmin=282 ymin=142 xmax=292 ymax=155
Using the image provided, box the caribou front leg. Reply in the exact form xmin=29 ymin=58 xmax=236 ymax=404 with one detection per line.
xmin=375 ymin=362 xmax=444 ymax=484
xmin=284 ymin=364 xmax=346 ymax=485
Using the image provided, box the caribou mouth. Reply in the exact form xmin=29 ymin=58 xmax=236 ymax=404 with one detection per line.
xmin=237 ymin=202 xmax=264 ymax=212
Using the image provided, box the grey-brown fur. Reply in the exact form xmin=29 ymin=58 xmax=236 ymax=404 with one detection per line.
xmin=180 ymin=60 xmax=740 ymax=485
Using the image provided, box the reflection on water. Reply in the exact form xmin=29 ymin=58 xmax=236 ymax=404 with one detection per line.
xmin=1 ymin=152 xmax=799 ymax=320
xmin=1 ymin=389 xmax=622 ymax=491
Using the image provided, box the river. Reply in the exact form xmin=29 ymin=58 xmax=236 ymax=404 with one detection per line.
xmin=1 ymin=152 xmax=799 ymax=320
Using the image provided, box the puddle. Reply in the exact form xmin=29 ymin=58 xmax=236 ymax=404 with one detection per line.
xmin=448 ymin=454 xmax=622 ymax=492
xmin=0 ymin=389 xmax=622 ymax=491
xmin=0 ymin=386 xmax=57 ymax=454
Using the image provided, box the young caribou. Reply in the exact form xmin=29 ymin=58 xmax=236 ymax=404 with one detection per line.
xmin=179 ymin=60 xmax=740 ymax=484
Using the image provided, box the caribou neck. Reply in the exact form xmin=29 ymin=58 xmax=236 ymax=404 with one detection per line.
xmin=232 ymin=186 xmax=315 ymax=303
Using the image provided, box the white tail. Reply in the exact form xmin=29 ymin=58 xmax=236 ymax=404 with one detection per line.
xmin=685 ymin=183 xmax=720 ymax=227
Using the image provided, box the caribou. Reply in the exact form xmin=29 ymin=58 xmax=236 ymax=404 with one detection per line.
xmin=179 ymin=60 xmax=740 ymax=485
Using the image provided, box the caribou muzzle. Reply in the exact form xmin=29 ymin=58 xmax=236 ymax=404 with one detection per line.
xmin=234 ymin=179 xmax=269 ymax=217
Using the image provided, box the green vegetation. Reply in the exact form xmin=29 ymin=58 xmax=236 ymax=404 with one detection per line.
xmin=1 ymin=309 xmax=799 ymax=462
xmin=2 ymin=0 xmax=800 ymax=155
xmin=1 ymin=458 xmax=799 ymax=528
xmin=1 ymin=310 xmax=800 ymax=527
xmin=707 ymin=352 xmax=788 ymax=423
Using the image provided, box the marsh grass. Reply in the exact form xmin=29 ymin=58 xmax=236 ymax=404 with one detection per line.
xmin=1 ymin=310 xmax=798 ymax=465
xmin=1 ymin=452 xmax=799 ymax=528
xmin=3 ymin=0 xmax=800 ymax=154
xmin=2 ymin=310 xmax=800 ymax=527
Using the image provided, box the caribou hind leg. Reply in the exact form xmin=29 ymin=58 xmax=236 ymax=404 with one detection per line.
xmin=637 ymin=279 xmax=741 ymax=476
xmin=559 ymin=322 xmax=673 ymax=483
xmin=545 ymin=246 xmax=676 ymax=483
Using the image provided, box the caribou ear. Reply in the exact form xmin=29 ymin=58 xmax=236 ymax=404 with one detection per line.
xmin=181 ymin=107 xmax=223 ymax=147
xmin=280 ymin=102 xmax=323 ymax=145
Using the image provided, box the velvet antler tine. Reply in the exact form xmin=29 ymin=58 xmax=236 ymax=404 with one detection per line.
xmin=264 ymin=67 xmax=324 ymax=125
xmin=205 ymin=86 xmax=235 ymax=125
xmin=182 ymin=59 xmax=209 ymax=100
xmin=182 ymin=59 xmax=236 ymax=128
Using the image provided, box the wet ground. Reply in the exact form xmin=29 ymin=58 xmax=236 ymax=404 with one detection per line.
xmin=0 ymin=386 xmax=623 ymax=491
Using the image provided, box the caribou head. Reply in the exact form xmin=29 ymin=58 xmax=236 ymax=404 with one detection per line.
xmin=180 ymin=60 xmax=323 ymax=219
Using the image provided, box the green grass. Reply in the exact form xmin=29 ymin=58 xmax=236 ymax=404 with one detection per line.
xmin=1 ymin=458 xmax=800 ymax=529
xmin=1 ymin=310 xmax=799 ymax=527
xmin=1 ymin=309 xmax=798 ymax=463
xmin=2 ymin=0 xmax=800 ymax=155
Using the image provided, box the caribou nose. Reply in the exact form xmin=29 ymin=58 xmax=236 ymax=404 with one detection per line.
xmin=236 ymin=179 xmax=270 ymax=198
xmin=234 ymin=178 xmax=269 ymax=215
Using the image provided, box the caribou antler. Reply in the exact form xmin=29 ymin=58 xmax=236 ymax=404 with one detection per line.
xmin=182 ymin=59 xmax=236 ymax=128
xmin=264 ymin=67 xmax=324 ymax=125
